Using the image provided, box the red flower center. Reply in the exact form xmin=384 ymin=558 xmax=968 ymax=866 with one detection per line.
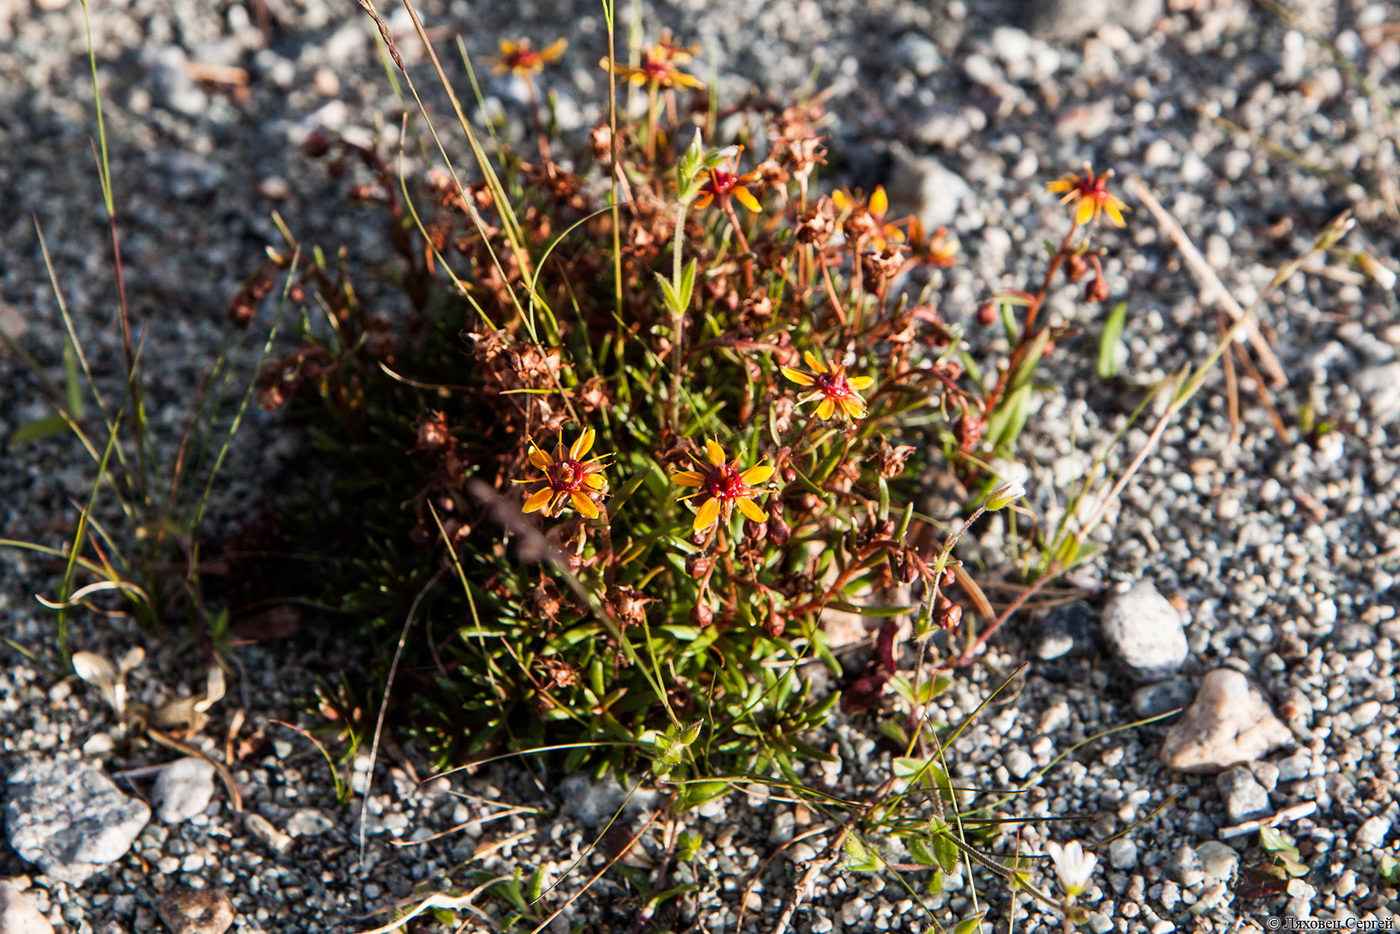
xmin=704 ymin=464 xmax=748 ymax=500
xmin=548 ymin=459 xmax=587 ymax=492
xmin=1078 ymin=173 xmax=1109 ymax=201
xmin=506 ymin=50 xmax=540 ymax=69
xmin=641 ymin=55 xmax=670 ymax=81
xmin=815 ymin=371 xmax=853 ymax=399
xmin=705 ymin=169 xmax=737 ymax=196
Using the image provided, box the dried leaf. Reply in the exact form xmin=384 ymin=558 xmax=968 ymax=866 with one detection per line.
xmin=72 ymin=651 xmax=116 ymax=689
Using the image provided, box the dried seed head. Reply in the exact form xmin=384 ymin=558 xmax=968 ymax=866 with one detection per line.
xmin=691 ymin=601 xmax=714 ymax=628
xmin=875 ymin=441 xmax=916 ymax=479
xmin=414 ymin=411 xmax=452 ymax=451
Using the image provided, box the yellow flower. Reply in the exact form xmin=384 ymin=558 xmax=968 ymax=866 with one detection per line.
xmin=493 ymin=38 xmax=567 ymax=78
xmin=1046 ymin=163 xmax=1128 ymax=227
xmin=908 ymin=217 xmax=959 ymax=268
xmin=517 ymin=428 xmax=609 ymax=519
xmin=693 ymin=149 xmax=764 ymax=213
xmin=781 ymin=350 xmax=874 ymax=420
xmin=832 ymin=185 xmax=904 ymax=250
xmin=603 ymin=44 xmax=704 ymax=90
xmin=670 ymin=438 xmax=774 ymax=532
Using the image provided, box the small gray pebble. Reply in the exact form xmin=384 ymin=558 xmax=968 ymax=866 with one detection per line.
xmin=153 ymin=758 xmax=216 ymax=824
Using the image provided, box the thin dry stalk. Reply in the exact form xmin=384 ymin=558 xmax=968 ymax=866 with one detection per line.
xmin=1129 ymin=177 xmax=1287 ymax=387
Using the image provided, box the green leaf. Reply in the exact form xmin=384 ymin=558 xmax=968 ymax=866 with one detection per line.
xmin=932 ymin=832 xmax=958 ymax=873
xmin=1097 ymin=301 xmax=1128 ymax=379
xmin=675 ymin=781 xmax=730 ymax=813
xmin=678 ymin=258 xmax=698 ymax=312
xmin=677 ymin=829 xmax=704 ymax=861
xmin=951 ymin=914 xmax=985 ymax=934
xmin=654 ymin=273 xmax=680 ymax=313
xmin=9 ymin=413 xmax=71 ymax=447
xmin=843 ymin=834 xmax=883 ymax=872
xmin=525 ymin=865 xmax=546 ymax=902
xmin=907 ymin=836 xmax=938 ymax=867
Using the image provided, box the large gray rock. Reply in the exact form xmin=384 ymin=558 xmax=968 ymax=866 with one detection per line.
xmin=4 ymin=759 xmax=150 ymax=886
xmin=1100 ymin=581 xmax=1190 ymax=681
xmin=0 ymin=882 xmax=53 ymax=934
xmin=1018 ymin=0 xmax=1163 ymax=42
xmin=1161 ymin=670 xmax=1292 ymax=773
xmin=885 ymin=146 xmax=973 ymax=231
xmin=152 ymin=758 xmax=216 ymax=824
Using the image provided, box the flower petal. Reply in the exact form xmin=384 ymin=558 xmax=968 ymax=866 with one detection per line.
xmin=523 ymin=487 xmax=553 ymax=513
xmin=840 ymin=396 xmax=866 ymax=418
xmin=803 ymin=350 xmax=828 ymax=374
xmin=846 ymin=376 xmax=874 ymax=390
xmin=817 ymin=397 xmax=836 ymax=420
xmin=570 ymin=491 xmax=600 ymax=519
xmin=584 ymin=473 xmax=607 ymax=490
xmin=528 ymin=444 xmax=553 ymax=471
xmin=832 ymin=189 xmax=851 ymax=212
xmin=499 ymin=39 xmax=518 ymax=55
xmin=1075 ymin=197 xmax=1096 ymax=226
xmin=733 ymin=185 xmax=762 ymax=213
xmin=781 ymin=367 xmax=815 ymax=386
xmin=541 ymin=38 xmax=567 ymax=61
xmin=671 ymin=470 xmax=705 ymax=487
xmin=1104 ymin=197 xmax=1127 ymax=227
xmin=705 ymin=438 xmax=727 ymax=466
xmin=737 ymin=496 xmax=767 ymax=523
xmin=869 ymin=185 xmax=888 ymax=216
xmin=741 ymin=464 xmax=774 ymax=485
xmin=570 ymin=427 xmax=596 ymax=460
xmin=693 ymin=191 xmax=714 ymax=210
xmin=693 ymin=496 xmax=721 ymax=531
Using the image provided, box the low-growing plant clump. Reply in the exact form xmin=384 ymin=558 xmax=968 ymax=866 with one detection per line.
xmin=233 ymin=21 xmax=1142 ymax=796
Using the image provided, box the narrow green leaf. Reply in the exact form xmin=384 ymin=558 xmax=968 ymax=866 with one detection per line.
xmin=1097 ymin=301 xmax=1128 ymax=379
xmin=9 ymin=414 xmax=71 ymax=447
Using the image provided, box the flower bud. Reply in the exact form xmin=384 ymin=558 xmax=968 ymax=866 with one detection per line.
xmin=766 ymin=512 xmax=790 ymax=546
xmin=1083 ymin=275 xmax=1109 ymax=303
xmin=937 ymin=600 xmax=963 ymax=631
xmin=763 ymin=614 xmax=786 ymax=639
xmin=986 ymin=480 xmax=1026 ymax=511
xmin=745 ymin=518 xmax=768 ymax=543
xmin=977 ymin=302 xmax=998 ymax=326
xmin=1065 ymin=253 xmax=1089 ymax=282
xmin=303 ymin=130 xmax=333 ymax=158
xmin=686 ymin=554 xmax=713 ymax=579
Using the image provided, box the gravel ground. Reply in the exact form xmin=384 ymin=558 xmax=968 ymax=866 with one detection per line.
xmin=3 ymin=0 xmax=1400 ymax=931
